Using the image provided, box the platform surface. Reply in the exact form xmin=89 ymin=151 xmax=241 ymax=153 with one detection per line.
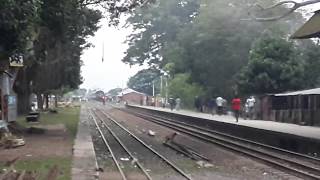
xmin=72 ymin=106 xmax=98 ymax=180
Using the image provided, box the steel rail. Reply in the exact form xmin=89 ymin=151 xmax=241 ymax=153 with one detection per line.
xmin=119 ymin=108 xmax=320 ymax=180
xmin=97 ymin=108 xmax=194 ymax=180
xmin=92 ymin=110 xmax=153 ymax=180
xmin=88 ymin=109 xmax=127 ymax=180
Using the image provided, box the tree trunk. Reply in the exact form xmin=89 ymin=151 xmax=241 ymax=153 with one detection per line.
xmin=17 ymin=92 xmax=30 ymax=115
xmin=37 ymin=93 xmax=43 ymax=110
xmin=45 ymin=94 xmax=49 ymax=109
xmin=14 ymin=68 xmax=31 ymax=115
xmin=54 ymin=95 xmax=58 ymax=108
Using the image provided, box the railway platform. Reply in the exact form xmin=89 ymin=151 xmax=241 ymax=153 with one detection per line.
xmin=72 ymin=106 xmax=98 ymax=180
xmin=126 ymin=104 xmax=320 ymax=155
xmin=131 ymin=105 xmax=320 ymax=140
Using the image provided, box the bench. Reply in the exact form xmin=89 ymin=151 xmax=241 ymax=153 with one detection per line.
xmin=29 ymin=112 xmax=40 ymax=116
xmin=26 ymin=112 xmax=40 ymax=122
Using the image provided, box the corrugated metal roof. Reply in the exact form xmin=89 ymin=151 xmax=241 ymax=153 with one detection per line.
xmin=275 ymin=87 xmax=320 ymax=96
xmin=291 ymin=10 xmax=320 ymax=39
xmin=119 ymin=88 xmax=145 ymax=96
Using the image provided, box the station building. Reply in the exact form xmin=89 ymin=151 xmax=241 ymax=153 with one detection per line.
xmin=119 ymin=88 xmax=147 ymax=105
xmin=260 ymin=88 xmax=320 ymax=127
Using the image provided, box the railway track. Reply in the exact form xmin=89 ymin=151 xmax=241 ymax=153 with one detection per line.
xmin=115 ymin=106 xmax=320 ymax=180
xmin=89 ymin=107 xmax=193 ymax=180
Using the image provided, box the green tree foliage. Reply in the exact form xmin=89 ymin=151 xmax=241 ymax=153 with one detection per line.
xmin=0 ymin=0 xmax=102 ymax=113
xmin=237 ymin=36 xmax=305 ymax=94
xmin=168 ymin=73 xmax=204 ymax=108
xmin=166 ymin=0 xmax=305 ymax=99
xmin=127 ymin=69 xmax=160 ymax=95
xmin=31 ymin=0 xmax=101 ymax=93
xmin=124 ymin=0 xmax=306 ymax=101
xmin=30 ymin=0 xmax=101 ymax=110
xmin=1 ymin=0 xmax=154 ymax=113
xmin=301 ymin=41 xmax=320 ymax=88
xmin=0 ymin=0 xmax=40 ymax=60
xmin=122 ymin=0 xmax=200 ymax=68
xmin=107 ymin=88 xmax=122 ymax=96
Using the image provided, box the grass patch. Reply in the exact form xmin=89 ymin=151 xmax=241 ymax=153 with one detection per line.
xmin=0 ymin=157 xmax=72 ymax=180
xmin=10 ymin=106 xmax=81 ymax=180
xmin=18 ymin=106 xmax=80 ymax=138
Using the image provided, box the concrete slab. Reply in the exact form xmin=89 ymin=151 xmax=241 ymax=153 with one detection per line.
xmin=72 ymin=106 xmax=98 ymax=180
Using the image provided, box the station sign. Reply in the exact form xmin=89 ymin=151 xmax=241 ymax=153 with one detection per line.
xmin=9 ymin=54 xmax=24 ymax=67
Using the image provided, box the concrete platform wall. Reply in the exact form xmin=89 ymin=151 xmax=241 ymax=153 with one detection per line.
xmin=128 ymin=106 xmax=320 ymax=156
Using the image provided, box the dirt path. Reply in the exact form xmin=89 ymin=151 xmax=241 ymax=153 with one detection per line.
xmin=0 ymin=124 xmax=72 ymax=162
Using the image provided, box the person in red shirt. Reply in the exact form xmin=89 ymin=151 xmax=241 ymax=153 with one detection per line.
xmin=232 ymin=97 xmax=241 ymax=122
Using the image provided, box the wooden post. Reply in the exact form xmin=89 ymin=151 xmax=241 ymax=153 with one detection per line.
xmin=298 ymin=95 xmax=302 ymax=125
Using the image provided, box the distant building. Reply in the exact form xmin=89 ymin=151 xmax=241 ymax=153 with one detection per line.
xmin=119 ymin=88 xmax=146 ymax=105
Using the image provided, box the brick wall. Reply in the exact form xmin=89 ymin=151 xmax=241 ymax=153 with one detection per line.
xmin=122 ymin=92 xmax=145 ymax=105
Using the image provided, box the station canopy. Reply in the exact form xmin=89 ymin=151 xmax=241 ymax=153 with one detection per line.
xmin=275 ymin=87 xmax=320 ymax=96
xmin=291 ymin=10 xmax=320 ymax=39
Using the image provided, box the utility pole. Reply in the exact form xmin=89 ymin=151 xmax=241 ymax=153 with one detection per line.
xmin=152 ymin=81 xmax=155 ymax=106
xmin=101 ymin=42 xmax=104 ymax=62
xmin=160 ymin=76 xmax=163 ymax=96
xmin=152 ymin=81 xmax=155 ymax=97
xmin=165 ymin=77 xmax=168 ymax=106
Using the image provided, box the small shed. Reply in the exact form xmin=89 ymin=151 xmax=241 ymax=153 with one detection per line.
xmin=267 ymin=88 xmax=320 ymax=126
xmin=291 ymin=10 xmax=320 ymax=39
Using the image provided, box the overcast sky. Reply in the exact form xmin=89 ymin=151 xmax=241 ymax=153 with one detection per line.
xmin=80 ymin=2 xmax=320 ymax=92
xmin=80 ymin=18 xmax=144 ymax=92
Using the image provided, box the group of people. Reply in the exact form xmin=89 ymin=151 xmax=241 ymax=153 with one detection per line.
xmin=148 ymin=95 xmax=256 ymax=123
xmin=194 ymin=96 xmax=256 ymax=122
xmin=194 ymin=96 xmax=227 ymax=115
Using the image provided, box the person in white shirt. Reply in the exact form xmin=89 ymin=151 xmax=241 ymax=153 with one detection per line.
xmin=216 ymin=97 xmax=224 ymax=115
xmin=246 ymin=96 xmax=256 ymax=119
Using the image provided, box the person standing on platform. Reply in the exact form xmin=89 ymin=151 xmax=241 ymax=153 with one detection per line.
xmin=207 ymin=98 xmax=216 ymax=115
xmin=246 ymin=96 xmax=256 ymax=119
xmin=194 ymin=96 xmax=201 ymax=112
xmin=169 ymin=98 xmax=175 ymax=111
xmin=216 ymin=97 xmax=224 ymax=115
xmin=244 ymin=101 xmax=249 ymax=120
xmin=232 ymin=96 xmax=241 ymax=122
xmin=175 ymin=98 xmax=181 ymax=111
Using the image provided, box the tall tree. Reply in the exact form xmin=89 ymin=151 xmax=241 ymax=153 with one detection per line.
xmin=31 ymin=0 xmax=101 ymax=109
xmin=12 ymin=0 xmax=101 ymax=113
xmin=0 ymin=0 xmax=40 ymax=60
xmin=122 ymin=0 xmax=200 ymax=68
xmin=0 ymin=0 xmax=41 ymax=114
xmin=127 ymin=69 xmax=160 ymax=95
xmin=3 ymin=0 xmax=153 ymax=113
xmin=168 ymin=73 xmax=204 ymax=108
xmin=237 ymin=36 xmax=305 ymax=94
xmin=301 ymin=41 xmax=320 ymax=88
xmin=124 ymin=0 xmax=305 ymax=99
